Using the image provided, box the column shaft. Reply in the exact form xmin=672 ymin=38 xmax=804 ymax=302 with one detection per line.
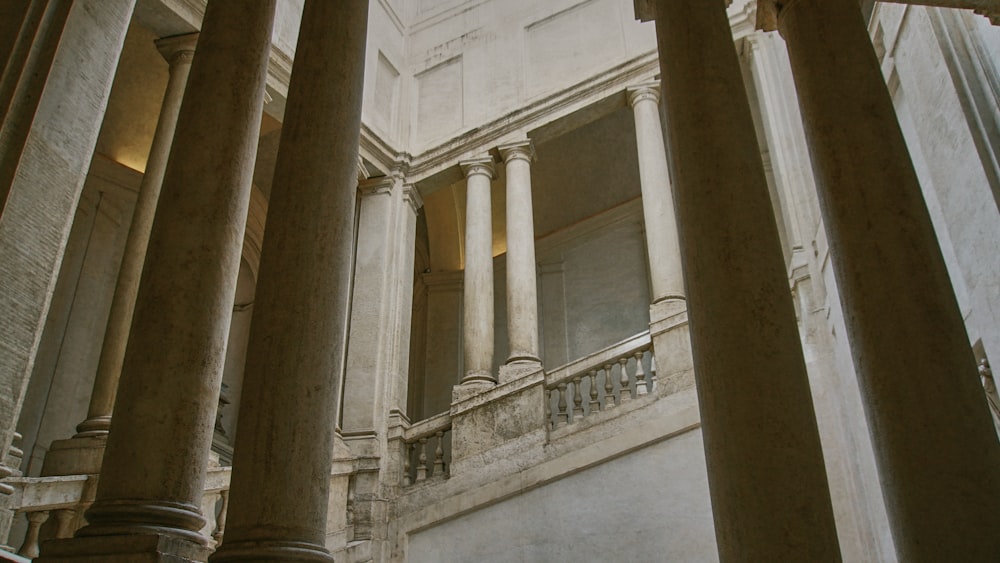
xmin=75 ymin=34 xmax=197 ymax=439
xmin=651 ymin=0 xmax=841 ymax=560
xmin=210 ymin=0 xmax=369 ymax=560
xmin=64 ymin=0 xmax=275 ymax=549
xmin=0 ymin=0 xmax=134 ymax=543
xmin=500 ymin=142 xmax=541 ymax=376
xmin=777 ymin=0 xmax=1000 ymax=559
xmin=461 ymin=159 xmax=496 ymax=386
xmin=628 ymin=85 xmax=685 ymax=304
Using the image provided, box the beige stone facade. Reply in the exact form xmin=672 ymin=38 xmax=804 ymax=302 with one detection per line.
xmin=1 ymin=0 xmax=1000 ymax=561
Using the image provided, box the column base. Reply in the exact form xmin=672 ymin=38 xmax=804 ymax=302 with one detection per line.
xmin=649 ymin=299 xmax=694 ymax=395
xmin=40 ymin=436 xmax=107 ymax=477
xmin=451 ymin=380 xmax=494 ymax=403
xmin=36 ymin=533 xmax=210 ymax=563
xmin=210 ymin=540 xmax=333 ymax=562
xmin=498 ymin=359 xmax=542 ymax=384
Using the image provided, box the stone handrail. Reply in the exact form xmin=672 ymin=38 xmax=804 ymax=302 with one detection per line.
xmin=401 ymin=412 xmax=452 ymax=487
xmin=6 ymin=466 xmax=231 ymax=558
xmin=544 ymin=331 xmax=656 ymax=428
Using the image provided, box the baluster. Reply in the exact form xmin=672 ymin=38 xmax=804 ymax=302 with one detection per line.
xmin=571 ymin=376 xmax=585 ymax=421
xmin=603 ymin=363 xmax=616 ymax=408
xmin=557 ymin=382 xmax=569 ymax=426
xmin=619 ymin=357 xmax=633 ymax=402
xmin=18 ymin=510 xmax=49 ymax=558
xmin=634 ymin=349 xmax=649 ymax=396
xmin=546 ymin=387 xmax=555 ymax=429
xmin=588 ymin=369 xmax=600 ymax=414
xmin=416 ymin=437 xmax=428 ymax=482
xmin=53 ymin=508 xmax=76 ymax=538
xmin=213 ymin=489 xmax=230 ymax=543
xmin=402 ymin=442 xmax=412 ymax=486
xmin=649 ymin=354 xmax=658 ymax=391
xmin=433 ymin=431 xmax=445 ymax=476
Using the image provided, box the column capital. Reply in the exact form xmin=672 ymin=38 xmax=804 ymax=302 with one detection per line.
xmin=459 ymin=157 xmax=495 ymax=180
xmin=627 ymin=82 xmax=661 ymax=107
xmin=358 ymin=176 xmax=395 ymax=197
xmin=404 ymin=184 xmax=424 ymax=212
xmin=155 ymin=33 xmax=199 ymax=67
xmin=498 ymin=140 xmax=535 ymax=164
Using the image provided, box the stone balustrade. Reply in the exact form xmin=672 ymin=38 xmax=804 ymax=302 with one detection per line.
xmin=6 ymin=465 xmax=232 ymax=559
xmin=401 ymin=413 xmax=452 ymax=487
xmin=545 ymin=332 xmax=656 ymax=429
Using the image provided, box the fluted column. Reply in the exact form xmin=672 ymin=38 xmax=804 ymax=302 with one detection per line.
xmin=499 ymin=141 xmax=541 ymax=382
xmin=75 ymin=33 xmax=197 ymax=439
xmin=459 ymin=158 xmax=497 ymax=391
xmin=210 ymin=1 xmax=369 ymax=560
xmin=647 ymin=0 xmax=841 ymax=560
xmin=38 ymin=0 xmax=276 ymax=559
xmin=764 ymin=0 xmax=1000 ymax=559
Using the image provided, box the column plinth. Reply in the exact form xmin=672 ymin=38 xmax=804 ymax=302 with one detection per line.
xmin=773 ymin=0 xmax=1000 ymax=558
xmin=38 ymin=0 xmax=276 ymax=559
xmin=210 ymin=1 xmax=369 ymax=560
xmin=498 ymin=141 xmax=542 ymax=383
xmin=649 ymin=0 xmax=841 ymax=560
xmin=456 ymin=158 xmax=497 ymax=397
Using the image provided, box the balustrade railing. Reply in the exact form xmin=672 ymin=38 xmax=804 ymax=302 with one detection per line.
xmin=8 ymin=466 xmax=232 ymax=558
xmin=401 ymin=412 xmax=451 ymax=487
xmin=545 ymin=332 xmax=656 ymax=429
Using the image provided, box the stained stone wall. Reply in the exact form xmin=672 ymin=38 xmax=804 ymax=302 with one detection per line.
xmin=406 ymin=429 xmax=717 ymax=563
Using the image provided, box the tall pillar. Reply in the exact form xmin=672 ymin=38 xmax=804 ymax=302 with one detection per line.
xmin=38 ymin=0 xmax=275 ymax=560
xmin=210 ymin=0 xmax=369 ymax=560
xmin=647 ymin=0 xmax=842 ymax=560
xmin=0 ymin=0 xmax=135 ymax=543
xmin=339 ymin=172 xmax=422 ymax=555
xmin=41 ymin=33 xmax=198 ymax=478
xmin=499 ymin=141 xmax=542 ymax=382
xmin=627 ymin=83 xmax=693 ymax=392
xmin=457 ymin=158 xmax=497 ymax=394
xmin=764 ymin=0 xmax=1000 ymax=559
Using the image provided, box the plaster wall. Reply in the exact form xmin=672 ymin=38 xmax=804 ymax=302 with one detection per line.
xmin=406 ymin=428 xmax=717 ymax=563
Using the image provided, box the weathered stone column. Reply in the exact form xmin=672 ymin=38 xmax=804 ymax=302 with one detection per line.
xmin=762 ymin=0 xmax=1000 ymax=559
xmin=627 ymin=83 xmax=693 ymax=392
xmin=645 ymin=0 xmax=842 ymax=560
xmin=41 ymin=33 xmax=198 ymax=478
xmin=499 ymin=141 xmax=541 ymax=382
xmin=457 ymin=158 xmax=497 ymax=393
xmin=0 ymin=0 xmax=134 ymax=543
xmin=627 ymin=84 xmax=684 ymax=306
xmin=210 ymin=0 xmax=369 ymax=560
xmin=38 ymin=0 xmax=275 ymax=560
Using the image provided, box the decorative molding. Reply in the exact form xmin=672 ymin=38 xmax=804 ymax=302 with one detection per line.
xmin=358 ymin=176 xmax=397 ymax=197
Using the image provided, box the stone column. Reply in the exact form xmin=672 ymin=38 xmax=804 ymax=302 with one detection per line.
xmin=498 ymin=141 xmax=542 ymax=382
xmin=0 ymin=0 xmax=135 ymax=543
xmin=765 ymin=0 xmax=1000 ymax=559
xmin=627 ymin=83 xmax=693 ymax=392
xmin=457 ymin=158 xmax=497 ymax=394
xmin=38 ymin=0 xmax=275 ymax=560
xmin=647 ymin=0 xmax=842 ymax=560
xmin=41 ymin=33 xmax=198 ymax=478
xmin=627 ymin=84 xmax=684 ymax=306
xmin=209 ymin=0 xmax=369 ymax=561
